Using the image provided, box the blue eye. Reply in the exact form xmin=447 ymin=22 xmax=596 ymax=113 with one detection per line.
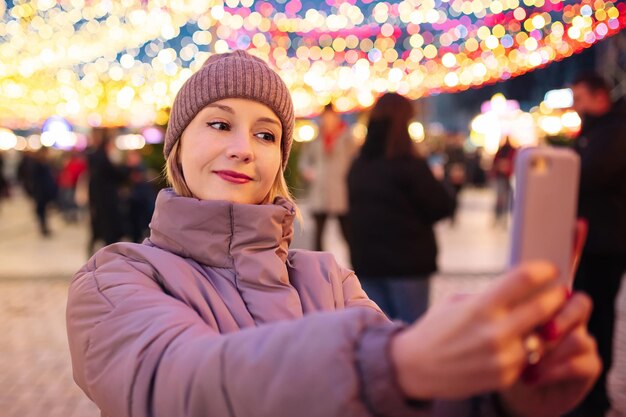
xmin=207 ymin=121 xmax=230 ymax=131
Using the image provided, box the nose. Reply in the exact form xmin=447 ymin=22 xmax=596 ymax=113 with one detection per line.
xmin=227 ymin=132 xmax=254 ymax=163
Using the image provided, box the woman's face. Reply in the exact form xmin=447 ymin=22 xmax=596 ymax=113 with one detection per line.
xmin=179 ymin=98 xmax=282 ymax=204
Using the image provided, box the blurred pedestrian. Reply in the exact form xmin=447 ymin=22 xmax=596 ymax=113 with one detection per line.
xmin=57 ymin=150 xmax=87 ymax=223
xmin=31 ymin=147 xmax=57 ymax=236
xmin=0 ymin=152 xmax=10 ymax=206
xmin=125 ymin=151 xmax=156 ymax=243
xmin=443 ymin=134 xmax=467 ymax=225
xmin=17 ymin=151 xmax=36 ymax=197
xmin=426 ymin=144 xmax=446 ymax=181
xmin=86 ymin=127 xmax=129 ymax=254
xmin=492 ymin=136 xmax=517 ymax=227
xmin=347 ymin=92 xmax=454 ymax=322
xmin=567 ymin=72 xmax=626 ymax=417
xmin=67 ymin=50 xmax=601 ymax=417
xmin=298 ymin=103 xmax=357 ymax=251
xmin=466 ymin=146 xmax=487 ymax=187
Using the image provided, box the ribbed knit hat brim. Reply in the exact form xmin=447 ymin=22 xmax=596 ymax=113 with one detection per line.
xmin=163 ymin=50 xmax=294 ymax=169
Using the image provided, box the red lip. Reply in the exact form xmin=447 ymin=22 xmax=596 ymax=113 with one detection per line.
xmin=214 ymin=170 xmax=253 ymax=184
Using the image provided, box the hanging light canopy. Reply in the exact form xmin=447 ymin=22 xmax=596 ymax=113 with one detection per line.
xmin=0 ymin=0 xmax=623 ymax=130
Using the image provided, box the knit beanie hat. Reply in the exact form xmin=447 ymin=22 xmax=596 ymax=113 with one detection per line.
xmin=163 ymin=50 xmax=295 ymax=169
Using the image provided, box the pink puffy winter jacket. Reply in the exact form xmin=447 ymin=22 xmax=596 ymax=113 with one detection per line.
xmin=66 ymin=189 xmax=502 ymax=417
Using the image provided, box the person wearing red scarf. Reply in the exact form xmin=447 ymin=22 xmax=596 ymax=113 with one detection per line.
xmin=299 ymin=103 xmax=357 ymax=251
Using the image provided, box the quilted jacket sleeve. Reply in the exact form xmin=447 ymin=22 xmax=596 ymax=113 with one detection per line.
xmin=340 ymin=265 xmax=385 ymax=314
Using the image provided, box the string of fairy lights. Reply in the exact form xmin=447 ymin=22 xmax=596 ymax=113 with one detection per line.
xmin=0 ymin=0 xmax=624 ymax=131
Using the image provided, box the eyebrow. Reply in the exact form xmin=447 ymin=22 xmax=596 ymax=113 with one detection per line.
xmin=205 ymin=104 xmax=281 ymax=127
xmin=206 ymin=103 xmax=235 ymax=114
xmin=257 ymin=117 xmax=281 ymax=127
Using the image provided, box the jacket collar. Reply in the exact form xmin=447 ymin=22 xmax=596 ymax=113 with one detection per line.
xmin=147 ymin=188 xmax=295 ymax=269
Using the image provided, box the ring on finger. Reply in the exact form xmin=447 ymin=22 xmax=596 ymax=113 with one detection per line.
xmin=523 ymin=333 xmax=543 ymax=365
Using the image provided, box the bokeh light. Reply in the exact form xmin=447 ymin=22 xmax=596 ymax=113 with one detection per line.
xmin=0 ymin=0 xmax=623 ymax=130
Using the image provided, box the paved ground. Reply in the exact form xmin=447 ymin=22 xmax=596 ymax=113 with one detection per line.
xmin=0 ymin=281 xmax=100 ymax=417
xmin=0 ymin=187 xmax=508 ymax=417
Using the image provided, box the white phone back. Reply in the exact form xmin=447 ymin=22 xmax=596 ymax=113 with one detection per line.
xmin=509 ymin=146 xmax=580 ymax=286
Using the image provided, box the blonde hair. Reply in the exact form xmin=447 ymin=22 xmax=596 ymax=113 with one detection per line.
xmin=164 ymin=140 xmax=300 ymax=219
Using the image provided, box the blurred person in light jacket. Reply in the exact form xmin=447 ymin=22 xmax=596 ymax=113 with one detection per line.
xmin=298 ymin=103 xmax=357 ymax=251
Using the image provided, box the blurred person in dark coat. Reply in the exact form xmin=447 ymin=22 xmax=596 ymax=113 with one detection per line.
xmin=443 ymin=134 xmax=467 ymax=226
xmin=466 ymin=146 xmax=487 ymax=187
xmin=86 ymin=127 xmax=129 ymax=254
xmin=0 ymin=152 xmax=9 ymax=204
xmin=567 ymin=73 xmax=626 ymax=417
xmin=17 ymin=151 xmax=36 ymax=197
xmin=347 ymin=93 xmax=454 ymax=322
xmin=125 ymin=151 xmax=156 ymax=243
xmin=31 ymin=147 xmax=57 ymax=236
xmin=492 ymin=136 xmax=517 ymax=227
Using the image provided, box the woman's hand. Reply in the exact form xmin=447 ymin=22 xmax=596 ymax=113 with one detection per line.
xmin=390 ymin=261 xmax=568 ymax=400
xmin=499 ymin=292 xmax=601 ymax=417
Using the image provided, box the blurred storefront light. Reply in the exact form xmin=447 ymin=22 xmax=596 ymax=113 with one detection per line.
xmin=294 ymin=122 xmax=317 ymax=143
xmin=14 ymin=136 xmax=28 ymax=151
xmin=27 ymin=135 xmax=42 ymax=150
xmin=141 ymin=126 xmax=164 ymax=144
xmin=471 ymin=94 xmax=537 ymax=154
xmin=53 ymin=132 xmax=79 ymax=149
xmin=481 ymin=93 xmax=520 ymax=115
xmin=40 ymin=133 xmax=56 ymax=147
xmin=544 ymin=88 xmax=574 ymax=109
xmin=471 ymin=114 xmax=490 ymax=135
xmin=539 ymin=116 xmax=563 ymax=135
xmin=41 ymin=116 xmax=75 ymax=148
xmin=531 ymin=94 xmax=581 ymax=139
xmin=408 ymin=121 xmax=425 ymax=142
xmin=115 ymin=134 xmax=146 ymax=150
xmin=0 ymin=128 xmax=17 ymax=150
xmin=561 ymin=111 xmax=582 ymax=129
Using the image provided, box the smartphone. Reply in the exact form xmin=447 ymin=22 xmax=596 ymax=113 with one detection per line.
xmin=509 ymin=146 xmax=580 ymax=287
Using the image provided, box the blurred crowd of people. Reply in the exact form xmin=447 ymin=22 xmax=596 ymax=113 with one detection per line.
xmin=3 ymin=127 xmax=160 ymax=255
xmin=297 ymin=95 xmax=519 ymax=323
xmin=0 ymin=68 xmax=624 ymax=417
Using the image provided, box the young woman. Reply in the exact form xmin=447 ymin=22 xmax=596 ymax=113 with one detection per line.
xmin=67 ymin=50 xmax=600 ymax=417
xmin=347 ymin=92 xmax=453 ymax=322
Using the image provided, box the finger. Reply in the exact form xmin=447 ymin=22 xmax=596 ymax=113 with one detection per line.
xmin=569 ymin=219 xmax=588 ymax=286
xmin=481 ymin=261 xmax=560 ymax=309
xmin=504 ymin=283 xmax=568 ymax=337
xmin=533 ymin=350 xmax=602 ymax=387
xmin=539 ymin=293 xmax=593 ymax=343
xmin=537 ymin=326 xmax=593 ymax=367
